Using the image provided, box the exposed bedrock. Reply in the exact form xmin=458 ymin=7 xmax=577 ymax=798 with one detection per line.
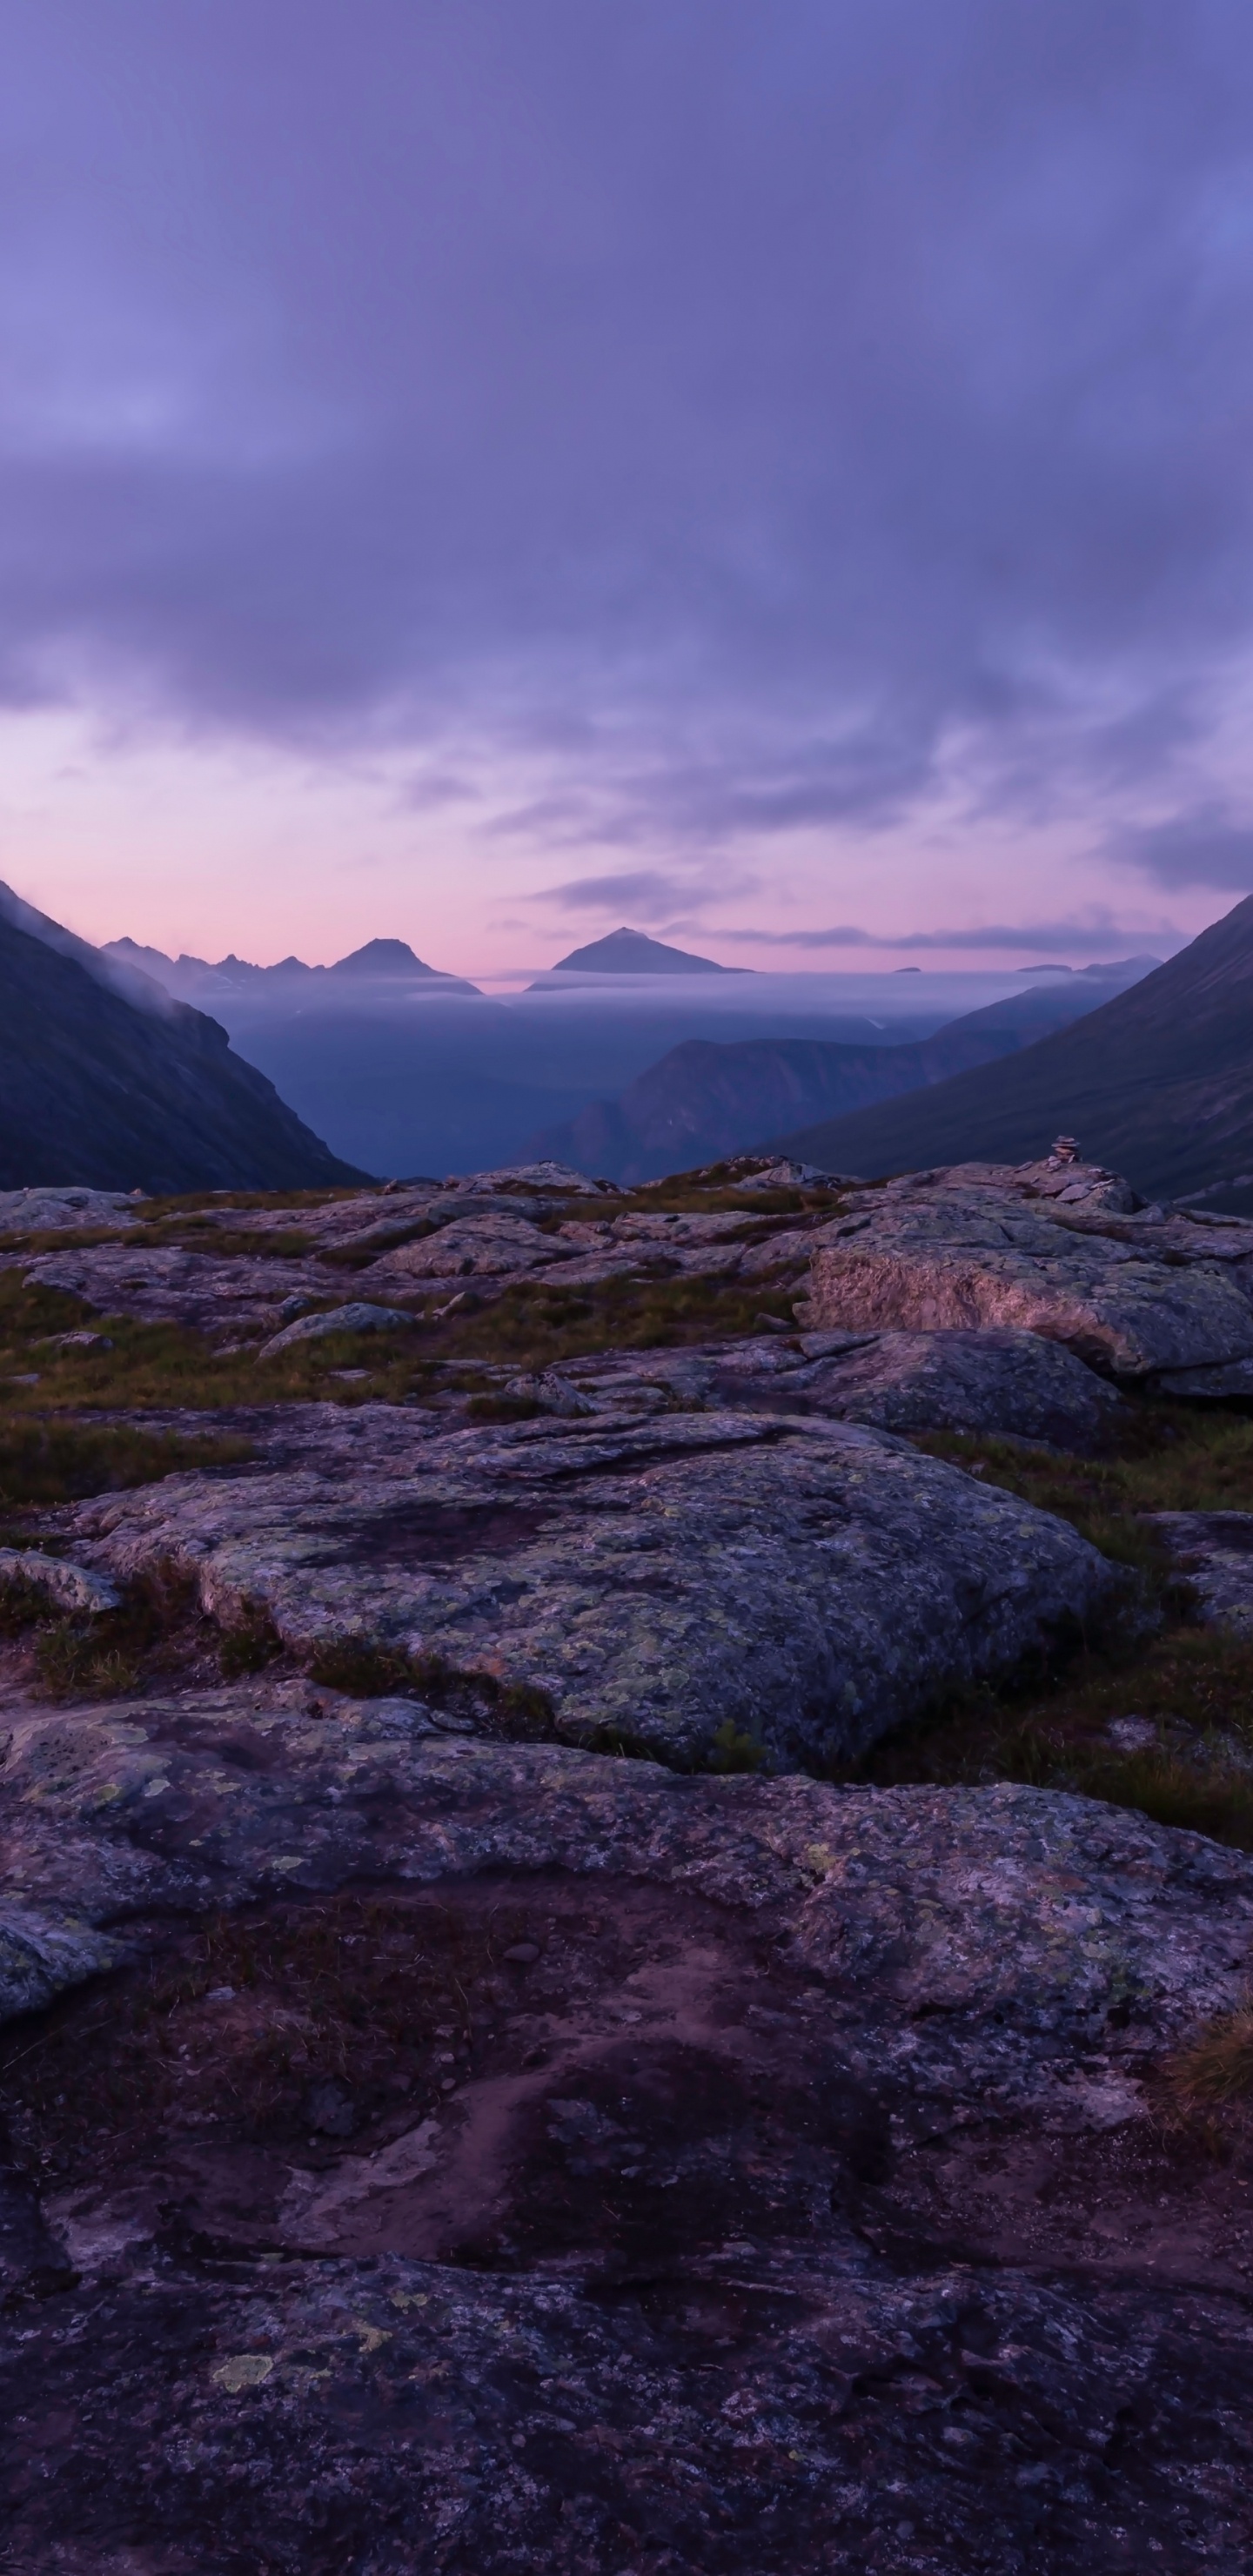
xmin=798 ymin=1162 xmax=1253 ymax=1379
xmin=2 ymin=1716 xmax=1252 ymax=2571
xmin=70 ymin=1409 xmax=1121 ymax=1771
xmin=575 ymin=1324 xmax=1126 ymax=1451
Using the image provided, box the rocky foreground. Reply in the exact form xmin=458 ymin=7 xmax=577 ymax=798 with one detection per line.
xmin=3 ymin=1150 xmax=1253 ymax=2570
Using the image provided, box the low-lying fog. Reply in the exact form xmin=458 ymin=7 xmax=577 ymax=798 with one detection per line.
xmin=178 ymin=967 xmax=1128 ymax=1178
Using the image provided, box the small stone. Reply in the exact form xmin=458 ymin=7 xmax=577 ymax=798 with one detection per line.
xmin=503 ymin=1942 xmax=540 ymax=1964
xmin=305 ymin=2079 xmax=358 ymax=2138
xmin=1105 ymin=1716 xmax=1159 ymax=1754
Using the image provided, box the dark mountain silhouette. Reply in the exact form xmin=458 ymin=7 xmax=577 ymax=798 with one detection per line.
xmin=551 ymin=927 xmax=741 ymax=974
xmin=771 ymin=897 xmax=1253 ymax=1204
xmin=327 ymin=939 xmax=446 ymax=977
xmin=525 ymin=972 xmax=1149 ymax=1184
xmin=0 ymin=891 xmax=366 ymax=1193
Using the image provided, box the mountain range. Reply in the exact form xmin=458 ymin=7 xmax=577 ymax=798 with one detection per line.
xmin=772 ymin=895 xmax=1253 ymax=1205
xmin=527 ymin=963 xmax=1156 ymax=1184
xmin=104 ymin=935 xmax=480 ymax=1005
xmin=0 ymin=886 xmax=365 ymax=1193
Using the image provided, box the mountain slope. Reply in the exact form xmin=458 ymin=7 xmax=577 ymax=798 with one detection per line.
xmin=771 ymin=897 xmax=1253 ymax=1202
xmin=525 ymin=975 xmax=1145 ymax=1184
xmin=0 ymin=904 xmax=366 ymax=1193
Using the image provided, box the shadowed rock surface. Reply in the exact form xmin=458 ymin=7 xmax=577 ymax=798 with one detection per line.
xmin=1148 ymin=1513 xmax=1253 ymax=1637
xmin=1 ymin=1703 xmax=1252 ymax=2572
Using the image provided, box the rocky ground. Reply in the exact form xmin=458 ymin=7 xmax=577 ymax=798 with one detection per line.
xmin=3 ymin=1150 xmax=1253 ymax=2570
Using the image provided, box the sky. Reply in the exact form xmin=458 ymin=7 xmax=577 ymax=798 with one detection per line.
xmin=2 ymin=0 xmax=1253 ymax=975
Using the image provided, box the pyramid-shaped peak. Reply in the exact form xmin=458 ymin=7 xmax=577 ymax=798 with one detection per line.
xmin=329 ymin=939 xmax=439 ymax=976
xmin=553 ymin=927 xmax=739 ymax=975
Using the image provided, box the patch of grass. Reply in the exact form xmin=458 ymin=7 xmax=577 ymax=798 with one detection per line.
xmin=919 ymin=1402 xmax=1253 ymax=1528
xmin=708 ymin=1719 xmax=767 ymax=1774
xmin=305 ymin=1636 xmax=557 ymax=1741
xmin=0 ymin=1413 xmax=254 ymax=1506
xmin=137 ymin=1224 xmax=319 ymax=1258
xmin=0 ymin=1888 xmax=556 ymax=2177
xmin=27 ymin=1563 xmax=205 ymax=1701
xmin=1167 ymin=2009 xmax=1253 ymax=2107
xmin=0 ymin=1268 xmax=432 ymax=1412
xmin=136 ymin=1187 xmax=368 ymax=1220
xmin=218 ymin=1604 xmax=285 ymax=1677
xmin=852 ymin=1626 xmax=1253 ymax=1850
xmin=466 ymin=1392 xmax=544 ymax=1422
xmin=425 ymin=1271 xmax=804 ymax=1373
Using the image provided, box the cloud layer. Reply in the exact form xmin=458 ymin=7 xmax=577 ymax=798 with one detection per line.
xmin=3 ymin=1 xmax=1253 ymax=949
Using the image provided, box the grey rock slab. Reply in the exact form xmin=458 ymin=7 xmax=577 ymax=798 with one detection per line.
xmin=451 ymin=1159 xmax=613 ymax=1196
xmin=0 ymin=1546 xmax=121 ymax=1614
xmin=1144 ymin=1511 xmax=1253 ymax=1634
xmin=799 ymin=1182 xmax=1253 ymax=1379
xmin=774 ymin=1325 xmax=1127 ymax=1448
xmin=11 ymin=1240 xmax=327 ymax=1339
xmin=0 ymin=1184 xmax=139 ymax=1233
xmin=70 ymin=1409 xmax=1122 ymax=1770
xmin=0 ymin=1904 xmax=124 ymax=2017
xmin=566 ymin=1325 xmax=1123 ymax=1449
xmin=368 ymin=1213 xmax=573 ymax=1280
xmin=1153 ymin=1356 xmax=1253 ymax=1398
xmin=256 ymin=1300 xmax=417 ymax=1358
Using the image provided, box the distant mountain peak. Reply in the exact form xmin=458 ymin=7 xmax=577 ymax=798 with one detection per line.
xmin=552 ymin=927 xmax=741 ymax=975
xmin=328 ymin=938 xmax=439 ymax=976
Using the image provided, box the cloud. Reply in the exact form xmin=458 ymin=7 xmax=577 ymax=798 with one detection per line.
xmin=3 ymin=0 xmax=1253 ymax=891
xmin=1109 ymin=805 xmax=1253 ymax=889
xmin=716 ymin=914 xmax=1183 ymax=955
xmin=526 ymin=866 xmax=760 ymax=916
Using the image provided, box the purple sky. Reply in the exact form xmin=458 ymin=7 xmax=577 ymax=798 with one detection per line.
xmin=3 ymin=0 xmax=1252 ymax=971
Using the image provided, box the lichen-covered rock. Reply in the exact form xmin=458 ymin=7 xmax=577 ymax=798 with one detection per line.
xmin=70 ymin=1408 xmax=1120 ymax=1770
xmin=2 ymin=1707 xmax=1252 ymax=2571
xmin=0 ymin=1184 xmax=138 ymax=1232
xmin=1154 ymin=1355 xmax=1253 ymax=1399
xmin=799 ymin=1171 xmax=1253 ymax=1379
xmin=0 ymin=1546 xmax=120 ymax=1614
xmin=0 ymin=1905 xmax=122 ymax=2018
xmin=573 ymin=1325 xmax=1124 ymax=1449
xmin=257 ymin=1300 xmax=416 ymax=1358
xmin=14 ymin=1238 xmax=329 ymax=1340
xmin=1146 ymin=1510 xmax=1253 ymax=1634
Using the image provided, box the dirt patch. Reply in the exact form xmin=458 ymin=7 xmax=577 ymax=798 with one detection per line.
xmin=323 ymin=1498 xmax=557 ymax=1568
xmin=5 ymin=1875 xmax=1252 ymax=2306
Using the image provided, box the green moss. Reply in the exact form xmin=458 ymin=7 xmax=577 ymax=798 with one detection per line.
xmin=708 ymin=1719 xmax=767 ymax=1774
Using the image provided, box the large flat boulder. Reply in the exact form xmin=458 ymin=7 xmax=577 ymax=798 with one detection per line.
xmin=798 ymin=1163 xmax=1253 ymax=1379
xmin=70 ymin=1407 xmax=1120 ymax=1771
xmin=2 ymin=1691 xmax=1252 ymax=2570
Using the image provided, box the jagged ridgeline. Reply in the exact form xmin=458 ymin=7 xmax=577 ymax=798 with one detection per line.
xmin=0 ymin=887 xmax=365 ymax=1193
